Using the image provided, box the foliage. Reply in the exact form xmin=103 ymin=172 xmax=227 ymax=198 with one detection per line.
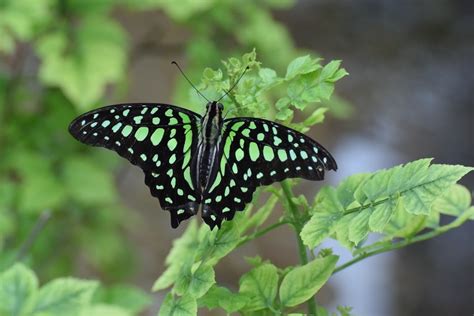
xmin=1 ymin=0 xmax=472 ymax=315
xmin=150 ymin=52 xmax=473 ymax=315
xmin=0 ymin=263 xmax=151 ymax=316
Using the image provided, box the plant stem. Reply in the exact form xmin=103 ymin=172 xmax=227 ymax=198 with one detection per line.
xmin=237 ymin=220 xmax=289 ymax=247
xmin=15 ymin=210 xmax=52 ymax=261
xmin=333 ymin=212 xmax=473 ymax=274
xmin=280 ymin=181 xmax=317 ymax=315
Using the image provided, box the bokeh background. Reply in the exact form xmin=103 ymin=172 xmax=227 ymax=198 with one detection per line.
xmin=1 ymin=0 xmax=472 ymax=315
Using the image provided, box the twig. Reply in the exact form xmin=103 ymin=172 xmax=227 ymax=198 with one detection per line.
xmin=15 ymin=210 xmax=52 ymax=261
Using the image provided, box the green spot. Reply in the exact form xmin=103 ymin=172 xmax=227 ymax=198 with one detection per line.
xmin=289 ymin=149 xmax=297 ymax=161
xmin=209 ymin=173 xmax=221 ymax=192
xmin=270 ymin=170 xmax=276 ymax=176
xmin=152 ymin=117 xmax=160 ymax=125
xmin=179 ymin=112 xmax=190 ymax=123
xmin=249 ymin=142 xmax=260 ymax=161
xmin=169 ymin=118 xmax=178 ymax=125
xmin=230 ymin=179 xmax=236 ymax=187
xmin=188 ymin=195 xmax=196 ymax=201
xmin=101 ymin=120 xmax=110 ymax=127
xmin=171 ymin=177 xmax=176 ymax=188
xmin=165 ymin=197 xmax=173 ymax=203
xmin=272 ymin=126 xmax=278 ymax=135
xmin=122 ymin=125 xmax=133 ymax=137
xmin=263 ymin=146 xmax=274 ymax=161
xmin=235 ymin=148 xmax=244 ymax=161
xmin=169 ymin=129 xmax=176 ymax=138
xmin=224 ymin=187 xmax=230 ymax=196
xmin=169 ymin=154 xmax=176 ymax=164
xmin=184 ymin=167 xmax=194 ymax=189
xmin=156 ymin=185 xmax=164 ymax=190
xmin=123 ymin=109 xmax=130 ymax=116
xmin=112 ymin=122 xmax=122 ymax=133
xmin=167 ymin=138 xmax=178 ymax=151
xmin=133 ymin=116 xmax=143 ymax=124
xmin=177 ymin=189 xmax=184 ymax=196
xmin=234 ymin=197 xmax=241 ymax=203
xmin=242 ymin=128 xmax=251 ymax=138
xmin=301 ymin=151 xmax=308 ymax=159
xmin=204 ymin=198 xmax=212 ymax=204
xmin=151 ymin=128 xmax=165 ymax=145
xmin=232 ymin=163 xmax=238 ymax=174
xmin=141 ymin=108 xmax=148 ymax=114
xmin=167 ymin=169 xmax=173 ymax=177
xmin=263 ymin=123 xmax=269 ymax=132
xmin=257 ymin=133 xmax=265 ymax=141
xmin=151 ymin=107 xmax=158 ymax=114
xmin=215 ymin=195 xmax=222 ymax=202
xmin=288 ymin=134 xmax=294 ymax=142
xmin=231 ymin=122 xmax=245 ymax=131
xmin=177 ymin=209 xmax=185 ymax=215
xmin=273 ymin=136 xmax=282 ymax=146
xmin=152 ymin=154 xmax=158 ymax=162
xmin=278 ymin=149 xmax=288 ymax=162
xmin=222 ymin=207 xmax=230 ymax=213
xmin=128 ymin=148 xmax=134 ymax=154
xmin=140 ymin=154 xmax=147 ymax=161
xmin=256 ymin=172 xmax=263 ymax=179
xmin=210 ymin=215 xmax=217 ymax=221
xmin=135 ymin=127 xmax=149 ymax=141
xmin=249 ymin=121 xmax=257 ymax=129
xmin=165 ymin=109 xmax=173 ymax=117
xmin=241 ymin=187 xmax=248 ymax=192
xmin=183 ymin=126 xmax=193 ymax=152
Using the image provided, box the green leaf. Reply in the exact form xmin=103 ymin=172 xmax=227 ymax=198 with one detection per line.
xmin=63 ymin=157 xmax=117 ymax=205
xmin=36 ymin=17 xmax=127 ymax=108
xmin=279 ymin=255 xmax=338 ymax=307
xmin=0 ymin=0 xmax=51 ymax=53
xmin=239 ymin=263 xmax=278 ymax=311
xmin=80 ymin=304 xmax=131 ymax=316
xmin=93 ymin=285 xmax=151 ymax=313
xmin=286 ymin=55 xmax=321 ymax=80
xmin=432 ymin=184 xmax=472 ymax=217
xmin=198 ymin=285 xmax=249 ymax=313
xmin=301 ymin=187 xmax=344 ymax=248
xmin=31 ymin=278 xmax=98 ymax=315
xmin=302 ymin=107 xmax=328 ymax=127
xmin=175 ymin=263 xmax=215 ymax=299
xmin=0 ymin=263 xmax=38 ymax=316
xmin=152 ymin=221 xmax=199 ymax=292
xmin=201 ymin=221 xmax=241 ymax=264
xmin=320 ymin=60 xmax=349 ymax=82
xmin=348 ymin=208 xmax=371 ymax=244
xmin=18 ymin=171 xmax=66 ymax=214
xmin=159 ymin=293 xmax=197 ymax=316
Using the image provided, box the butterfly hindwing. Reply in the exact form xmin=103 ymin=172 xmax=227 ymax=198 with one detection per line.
xmin=201 ymin=117 xmax=337 ymax=228
xmin=69 ymin=103 xmax=202 ymax=228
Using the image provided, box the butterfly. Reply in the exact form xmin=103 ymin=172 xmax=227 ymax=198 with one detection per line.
xmin=69 ymin=100 xmax=337 ymax=229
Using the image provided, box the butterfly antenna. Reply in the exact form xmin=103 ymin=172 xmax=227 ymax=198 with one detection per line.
xmin=217 ymin=66 xmax=250 ymax=102
xmin=171 ymin=61 xmax=210 ymax=103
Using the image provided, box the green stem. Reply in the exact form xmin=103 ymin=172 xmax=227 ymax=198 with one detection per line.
xmin=237 ymin=220 xmax=288 ymax=248
xmin=333 ymin=213 xmax=472 ymax=274
xmin=280 ymin=181 xmax=317 ymax=315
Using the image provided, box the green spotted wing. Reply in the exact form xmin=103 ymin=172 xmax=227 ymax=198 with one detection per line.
xmin=69 ymin=103 xmax=202 ymax=228
xmin=201 ymin=117 xmax=337 ymax=229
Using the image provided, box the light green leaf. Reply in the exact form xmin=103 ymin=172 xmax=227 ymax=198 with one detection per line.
xmin=348 ymin=208 xmax=371 ymax=244
xmin=94 ymin=285 xmax=151 ymax=314
xmin=158 ymin=294 xmax=197 ymax=316
xmin=279 ymin=255 xmax=338 ymax=307
xmin=368 ymin=200 xmax=397 ymax=232
xmin=175 ymin=264 xmax=215 ymax=299
xmin=203 ymin=222 xmax=241 ymax=264
xmin=286 ymin=55 xmax=321 ymax=80
xmin=80 ymin=304 xmax=131 ymax=316
xmin=18 ymin=172 xmax=66 ymax=214
xmin=320 ymin=60 xmax=349 ymax=82
xmin=302 ymin=107 xmax=328 ymax=126
xmin=432 ymin=184 xmax=472 ymax=217
xmin=239 ymin=263 xmax=278 ymax=311
xmin=301 ymin=187 xmax=344 ymax=248
xmin=0 ymin=263 xmax=38 ymax=316
xmin=198 ymin=285 xmax=249 ymax=313
xmin=63 ymin=157 xmax=117 ymax=205
xmin=32 ymin=278 xmax=98 ymax=315
xmin=36 ymin=17 xmax=127 ymax=108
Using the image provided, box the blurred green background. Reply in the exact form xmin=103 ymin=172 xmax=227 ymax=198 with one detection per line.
xmin=0 ymin=0 xmax=472 ymax=315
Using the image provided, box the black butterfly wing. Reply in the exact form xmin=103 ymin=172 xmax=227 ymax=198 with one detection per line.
xmin=69 ymin=103 xmax=202 ymax=228
xmin=201 ymin=117 xmax=337 ymax=229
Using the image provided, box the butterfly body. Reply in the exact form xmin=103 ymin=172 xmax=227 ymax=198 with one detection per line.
xmin=69 ymin=102 xmax=337 ymax=229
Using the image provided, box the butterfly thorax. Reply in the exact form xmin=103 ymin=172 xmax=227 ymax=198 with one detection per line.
xmin=195 ymin=101 xmax=224 ymax=194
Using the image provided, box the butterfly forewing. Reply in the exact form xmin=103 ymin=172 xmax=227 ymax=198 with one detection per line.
xmin=201 ymin=117 xmax=337 ymax=228
xmin=69 ymin=103 xmax=202 ymax=228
